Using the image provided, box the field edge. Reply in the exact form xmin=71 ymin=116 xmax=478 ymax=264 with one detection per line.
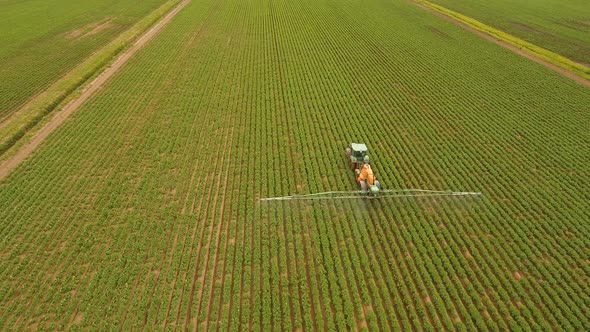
xmin=0 ymin=0 xmax=192 ymax=181
xmin=0 ymin=0 xmax=185 ymax=157
xmin=413 ymin=0 xmax=590 ymax=84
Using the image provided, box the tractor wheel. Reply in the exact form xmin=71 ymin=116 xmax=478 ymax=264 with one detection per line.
xmin=375 ymin=180 xmax=382 ymax=190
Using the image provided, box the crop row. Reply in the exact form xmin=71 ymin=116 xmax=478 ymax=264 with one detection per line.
xmin=0 ymin=0 xmax=588 ymax=330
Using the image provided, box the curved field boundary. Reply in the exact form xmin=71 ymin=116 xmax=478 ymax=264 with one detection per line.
xmin=0 ymin=0 xmax=186 ymax=156
xmin=412 ymin=0 xmax=590 ymax=87
xmin=0 ymin=0 xmax=191 ymax=181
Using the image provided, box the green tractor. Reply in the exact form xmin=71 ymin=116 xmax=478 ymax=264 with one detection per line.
xmin=346 ymin=143 xmax=381 ymax=196
xmin=346 ymin=143 xmax=368 ymax=170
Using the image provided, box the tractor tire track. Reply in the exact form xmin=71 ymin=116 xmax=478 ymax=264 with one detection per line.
xmin=201 ymin=127 xmax=235 ymax=330
xmin=141 ymin=12 xmax=216 ymax=330
xmin=215 ymin=44 xmax=248 ymax=332
xmin=117 ymin=162 xmax=174 ymax=328
xmin=118 ymin=110 xmax=199 ymax=328
xmin=0 ymin=0 xmax=192 ymax=181
xmin=223 ymin=65 xmax=249 ymax=332
xmin=185 ymin=125 xmax=232 ymax=330
xmin=201 ymin=8 xmax=246 ymax=332
xmin=161 ymin=149 xmax=209 ymax=329
xmin=115 ymin=44 xmax=194 ymax=329
xmin=234 ymin=46 xmax=256 ymax=331
xmin=177 ymin=83 xmax=233 ymax=330
xmin=174 ymin=121 xmax=227 ymax=329
xmin=178 ymin=27 xmax=235 ymax=332
xmin=172 ymin=166 xmax=213 ymax=330
xmin=159 ymin=15 xmax=221 ymax=331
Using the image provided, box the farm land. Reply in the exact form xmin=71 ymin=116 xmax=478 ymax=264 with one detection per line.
xmin=0 ymin=0 xmax=170 ymax=122
xmin=0 ymin=0 xmax=589 ymax=330
xmin=428 ymin=0 xmax=590 ymax=65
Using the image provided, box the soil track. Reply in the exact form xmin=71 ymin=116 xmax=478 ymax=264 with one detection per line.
xmin=0 ymin=0 xmax=191 ymax=181
xmin=410 ymin=0 xmax=590 ymax=89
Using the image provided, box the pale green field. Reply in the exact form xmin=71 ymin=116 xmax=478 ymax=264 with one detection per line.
xmin=430 ymin=0 xmax=590 ymax=64
xmin=0 ymin=0 xmax=168 ymax=120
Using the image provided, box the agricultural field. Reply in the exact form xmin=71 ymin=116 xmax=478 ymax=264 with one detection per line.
xmin=0 ymin=0 xmax=169 ymax=122
xmin=428 ymin=0 xmax=590 ymax=65
xmin=1 ymin=0 xmax=589 ymax=330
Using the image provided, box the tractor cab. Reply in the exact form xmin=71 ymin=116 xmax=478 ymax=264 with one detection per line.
xmin=346 ymin=143 xmax=368 ymax=170
xmin=346 ymin=142 xmax=381 ymax=196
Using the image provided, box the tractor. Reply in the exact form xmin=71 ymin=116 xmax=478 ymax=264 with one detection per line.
xmin=346 ymin=143 xmax=381 ymax=196
xmin=259 ymin=144 xmax=482 ymax=202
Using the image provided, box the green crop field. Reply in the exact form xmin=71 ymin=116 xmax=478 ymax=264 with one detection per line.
xmin=0 ymin=0 xmax=168 ymax=121
xmin=1 ymin=0 xmax=589 ymax=330
xmin=428 ymin=0 xmax=590 ymax=65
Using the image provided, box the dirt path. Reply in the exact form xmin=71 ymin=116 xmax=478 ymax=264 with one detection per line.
xmin=410 ymin=1 xmax=590 ymax=89
xmin=0 ymin=0 xmax=191 ymax=181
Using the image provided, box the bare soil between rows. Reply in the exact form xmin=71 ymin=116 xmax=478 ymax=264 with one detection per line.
xmin=0 ymin=0 xmax=191 ymax=181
